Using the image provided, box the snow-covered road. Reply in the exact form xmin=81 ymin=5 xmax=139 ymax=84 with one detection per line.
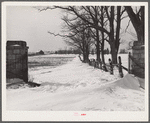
xmin=6 ymin=55 xmax=145 ymax=111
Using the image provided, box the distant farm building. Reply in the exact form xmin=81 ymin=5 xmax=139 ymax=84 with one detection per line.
xmin=36 ymin=50 xmax=44 ymax=55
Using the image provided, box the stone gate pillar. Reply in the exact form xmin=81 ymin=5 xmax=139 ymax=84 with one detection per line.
xmin=129 ymin=41 xmax=144 ymax=78
xmin=6 ymin=41 xmax=29 ymax=82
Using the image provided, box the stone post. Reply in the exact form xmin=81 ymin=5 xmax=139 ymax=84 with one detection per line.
xmin=6 ymin=41 xmax=29 ymax=83
xmin=130 ymin=41 xmax=144 ymax=78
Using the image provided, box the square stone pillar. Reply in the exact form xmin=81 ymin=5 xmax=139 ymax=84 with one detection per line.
xmin=6 ymin=41 xmax=29 ymax=82
xmin=129 ymin=41 xmax=144 ymax=78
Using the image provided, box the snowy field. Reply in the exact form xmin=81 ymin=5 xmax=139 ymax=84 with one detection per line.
xmin=6 ymin=54 xmax=145 ymax=112
xmin=28 ymin=54 xmax=76 ymax=69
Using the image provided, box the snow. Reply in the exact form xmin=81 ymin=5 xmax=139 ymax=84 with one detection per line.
xmin=6 ymin=54 xmax=145 ymax=112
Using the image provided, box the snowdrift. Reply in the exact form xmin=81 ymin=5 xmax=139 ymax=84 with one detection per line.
xmin=6 ymin=55 xmax=145 ymax=111
xmin=136 ymin=77 xmax=145 ymax=89
xmin=112 ymin=74 xmax=141 ymax=91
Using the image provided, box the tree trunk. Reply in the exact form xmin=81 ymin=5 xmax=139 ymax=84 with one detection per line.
xmin=125 ymin=6 xmax=144 ymax=44
xmin=109 ymin=6 xmax=118 ymax=64
xmin=85 ymin=44 xmax=89 ymax=63
xmin=101 ymin=30 xmax=106 ymax=64
xmin=101 ymin=43 xmax=105 ymax=64
xmin=110 ymin=43 xmax=118 ymax=64
xmin=85 ymin=53 xmax=89 ymax=63
xmin=101 ymin=50 xmax=105 ymax=64
xmin=96 ymin=29 xmax=100 ymax=62
xmin=82 ymin=38 xmax=86 ymax=62
xmin=82 ymin=51 xmax=86 ymax=62
xmin=115 ymin=6 xmax=121 ymax=53
xmin=101 ymin=50 xmax=108 ymax=71
xmin=100 ymin=6 xmax=106 ymax=65
xmin=137 ymin=27 xmax=144 ymax=43
xmin=83 ymin=52 xmax=89 ymax=63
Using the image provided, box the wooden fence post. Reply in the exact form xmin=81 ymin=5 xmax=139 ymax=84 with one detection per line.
xmin=78 ymin=55 xmax=82 ymax=62
xmin=128 ymin=52 xmax=131 ymax=74
xmin=118 ymin=56 xmax=123 ymax=78
xmin=94 ymin=59 xmax=96 ymax=68
xmin=95 ymin=60 xmax=97 ymax=68
xmin=99 ymin=59 xmax=102 ymax=69
xmin=108 ymin=58 xmax=113 ymax=75
xmin=89 ymin=59 xmax=91 ymax=65
xmin=96 ymin=60 xmax=99 ymax=68
xmin=103 ymin=64 xmax=108 ymax=72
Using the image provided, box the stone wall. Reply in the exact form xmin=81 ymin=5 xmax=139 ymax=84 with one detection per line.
xmin=129 ymin=41 xmax=145 ymax=78
xmin=6 ymin=41 xmax=29 ymax=82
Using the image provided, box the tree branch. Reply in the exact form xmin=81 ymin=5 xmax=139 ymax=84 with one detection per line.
xmin=125 ymin=19 xmax=131 ymax=32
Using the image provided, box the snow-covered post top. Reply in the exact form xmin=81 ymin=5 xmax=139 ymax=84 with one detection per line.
xmin=108 ymin=58 xmax=113 ymax=75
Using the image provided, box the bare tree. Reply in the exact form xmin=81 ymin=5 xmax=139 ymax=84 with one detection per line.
xmin=36 ymin=6 xmax=126 ymax=64
xmin=104 ymin=6 xmax=126 ymax=63
xmin=125 ymin=6 xmax=144 ymax=44
xmin=50 ymin=13 xmax=93 ymax=62
xmin=58 ymin=6 xmax=125 ymax=64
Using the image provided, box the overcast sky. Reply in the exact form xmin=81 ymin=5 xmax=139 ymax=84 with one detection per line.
xmin=6 ymin=6 xmax=67 ymax=52
xmin=6 ymin=6 xmax=136 ymax=52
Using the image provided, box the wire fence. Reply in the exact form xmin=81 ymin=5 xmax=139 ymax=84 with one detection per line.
xmin=79 ymin=55 xmax=128 ymax=78
xmin=79 ymin=52 xmax=144 ymax=79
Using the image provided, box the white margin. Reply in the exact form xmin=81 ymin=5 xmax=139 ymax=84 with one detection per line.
xmin=2 ymin=1 xmax=149 ymax=121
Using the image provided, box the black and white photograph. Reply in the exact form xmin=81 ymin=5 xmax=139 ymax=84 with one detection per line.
xmin=2 ymin=1 xmax=148 ymax=121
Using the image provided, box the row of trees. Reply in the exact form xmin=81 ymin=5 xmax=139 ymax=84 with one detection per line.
xmin=55 ymin=49 xmax=81 ymax=54
xmin=38 ymin=6 xmax=144 ymax=65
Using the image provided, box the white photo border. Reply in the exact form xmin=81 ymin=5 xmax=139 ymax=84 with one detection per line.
xmin=2 ymin=1 xmax=149 ymax=121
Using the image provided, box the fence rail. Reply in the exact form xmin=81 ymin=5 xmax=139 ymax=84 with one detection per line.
xmin=79 ymin=55 xmax=128 ymax=78
xmin=78 ymin=52 xmax=144 ymax=79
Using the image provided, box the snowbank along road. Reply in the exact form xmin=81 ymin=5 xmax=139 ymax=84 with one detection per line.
xmin=7 ymin=54 xmax=145 ymax=111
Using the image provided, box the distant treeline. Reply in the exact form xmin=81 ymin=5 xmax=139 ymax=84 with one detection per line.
xmin=28 ymin=53 xmax=44 ymax=56
xmin=28 ymin=48 xmax=127 ymax=56
xmin=55 ymin=48 xmax=110 ymax=55
xmin=55 ymin=49 xmax=81 ymax=54
xmin=28 ymin=53 xmax=37 ymax=56
xmin=28 ymin=50 xmax=45 ymax=56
